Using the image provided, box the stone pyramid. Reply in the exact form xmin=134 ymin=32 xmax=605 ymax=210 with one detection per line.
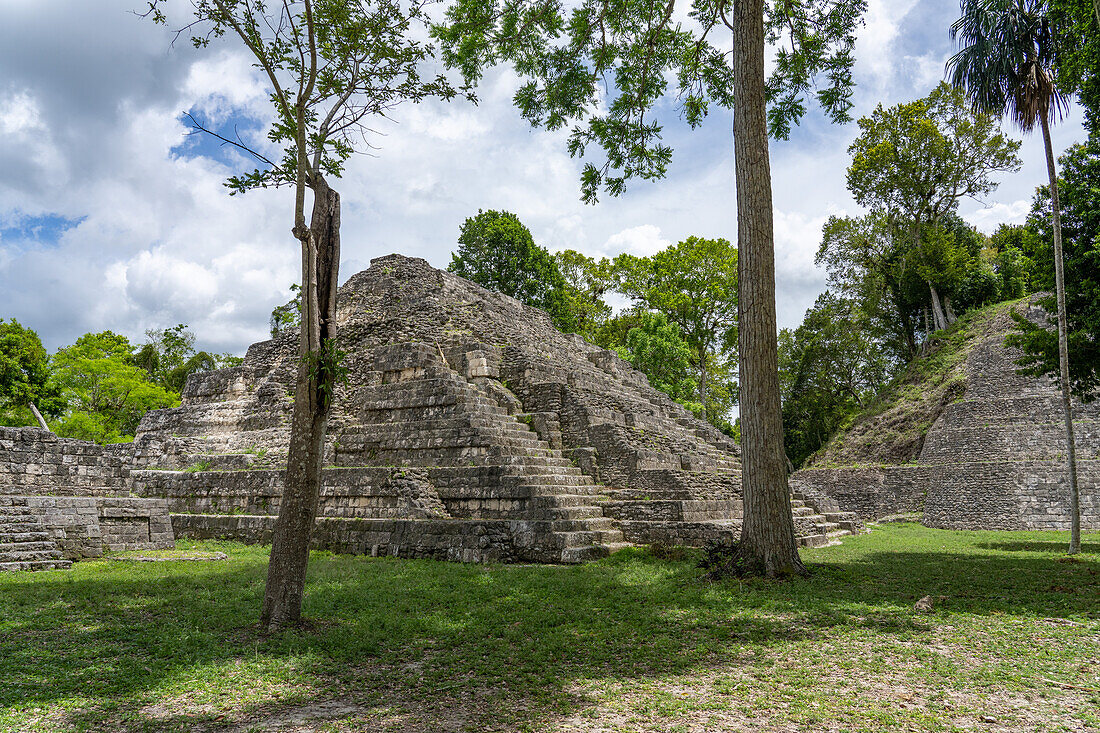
xmin=131 ymin=254 xmax=856 ymax=562
xmin=792 ymin=297 xmax=1099 ymax=530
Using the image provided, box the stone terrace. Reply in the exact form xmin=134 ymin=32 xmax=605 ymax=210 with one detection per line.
xmin=131 ymin=254 xmax=856 ymax=562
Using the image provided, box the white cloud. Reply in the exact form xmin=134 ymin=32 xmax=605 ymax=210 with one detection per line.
xmin=600 ymin=225 xmax=672 ymax=257
xmin=0 ymin=90 xmax=42 ymax=134
xmin=964 ymin=199 xmax=1032 ymax=232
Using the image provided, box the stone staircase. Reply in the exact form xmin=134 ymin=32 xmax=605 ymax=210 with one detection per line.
xmin=335 ymin=348 xmax=630 ymax=562
xmin=791 ymin=491 xmax=861 ymax=547
xmin=0 ymin=501 xmax=71 ymax=572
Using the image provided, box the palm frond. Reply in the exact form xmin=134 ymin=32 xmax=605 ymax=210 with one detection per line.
xmin=946 ymin=0 xmax=1068 ymax=132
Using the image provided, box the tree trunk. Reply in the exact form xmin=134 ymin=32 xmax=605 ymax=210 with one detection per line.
xmin=928 ymin=284 xmax=949 ymax=331
xmin=1040 ymin=114 xmax=1080 ymax=555
xmin=261 ymin=179 xmax=342 ymax=629
xmin=730 ymin=0 xmax=807 ymax=577
xmin=28 ymin=402 xmax=49 ymax=432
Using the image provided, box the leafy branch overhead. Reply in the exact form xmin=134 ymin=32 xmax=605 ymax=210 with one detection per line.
xmin=434 ymin=0 xmax=866 ymax=202
xmin=147 ymin=0 xmax=465 ymax=195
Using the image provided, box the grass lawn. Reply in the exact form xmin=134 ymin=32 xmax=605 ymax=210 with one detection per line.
xmin=1 ymin=523 xmax=1098 ymax=732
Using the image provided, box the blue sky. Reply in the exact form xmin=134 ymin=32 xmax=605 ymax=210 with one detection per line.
xmin=0 ymin=0 xmax=1088 ymax=355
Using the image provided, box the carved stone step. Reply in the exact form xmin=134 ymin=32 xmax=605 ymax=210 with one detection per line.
xmin=0 ymin=559 xmax=73 ymax=572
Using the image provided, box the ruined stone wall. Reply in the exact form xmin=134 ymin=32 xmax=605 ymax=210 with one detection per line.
xmin=0 ymin=427 xmax=132 ymax=496
xmin=0 ymin=495 xmax=173 ymax=558
xmin=922 ymin=461 xmax=1100 ymax=531
xmin=0 ymin=427 xmax=176 ymax=560
xmin=790 ymin=465 xmax=931 ymax=520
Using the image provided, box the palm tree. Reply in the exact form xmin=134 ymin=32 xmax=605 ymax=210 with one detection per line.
xmin=947 ymin=0 xmax=1081 ymax=554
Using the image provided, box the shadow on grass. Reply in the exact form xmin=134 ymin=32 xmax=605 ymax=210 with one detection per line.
xmin=1 ymin=526 xmax=1097 ymax=732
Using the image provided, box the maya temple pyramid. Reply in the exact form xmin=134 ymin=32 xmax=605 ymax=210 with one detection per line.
xmin=124 ymin=254 xmax=858 ymax=563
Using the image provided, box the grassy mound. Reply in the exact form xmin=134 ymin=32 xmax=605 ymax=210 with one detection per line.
xmin=808 ymin=299 xmax=1024 ymax=467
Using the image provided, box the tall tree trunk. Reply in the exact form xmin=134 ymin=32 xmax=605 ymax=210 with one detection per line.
xmin=1040 ymin=114 xmax=1080 ymax=555
xmin=261 ymin=179 xmax=342 ymax=629
xmin=928 ymin=283 xmax=950 ymax=331
xmin=730 ymin=0 xmax=807 ymax=577
xmin=28 ymin=402 xmax=50 ymax=432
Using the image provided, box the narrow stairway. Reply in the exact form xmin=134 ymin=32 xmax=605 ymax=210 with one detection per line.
xmin=0 ymin=500 xmax=71 ymax=572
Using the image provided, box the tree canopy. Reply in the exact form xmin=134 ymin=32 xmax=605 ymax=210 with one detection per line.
xmin=448 ymin=209 xmax=574 ymax=330
xmin=0 ymin=320 xmax=62 ymax=429
xmin=616 ymin=236 xmax=738 ymax=421
xmin=51 ymin=331 xmax=180 ymax=444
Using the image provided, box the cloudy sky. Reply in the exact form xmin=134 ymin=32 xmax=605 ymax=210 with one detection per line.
xmin=0 ymin=0 xmax=1088 ymax=355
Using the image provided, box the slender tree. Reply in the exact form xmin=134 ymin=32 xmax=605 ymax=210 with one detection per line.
xmin=148 ymin=0 xmax=459 ymax=626
xmin=948 ymin=0 xmax=1080 ymax=553
xmin=436 ymin=0 xmax=867 ymax=576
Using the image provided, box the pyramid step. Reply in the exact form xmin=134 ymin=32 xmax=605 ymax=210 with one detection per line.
xmin=551 ymin=529 xmax=625 ymax=548
xmin=545 ymin=517 xmax=618 ymax=532
xmin=531 ymin=506 xmax=605 ymax=520
xmin=0 ymin=548 xmax=66 ymax=562
xmin=0 ymin=531 xmax=54 ymax=544
xmin=0 ymin=559 xmax=73 ymax=572
xmin=559 ymin=541 xmax=633 ymax=563
xmin=0 ymin=541 xmax=60 ymax=553
xmin=527 ymin=494 xmax=604 ymax=509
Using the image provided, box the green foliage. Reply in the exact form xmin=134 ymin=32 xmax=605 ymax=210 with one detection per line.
xmin=0 ymin=320 xmax=63 ymax=426
xmin=1008 ymin=138 xmax=1100 ymax=401
xmin=449 ymin=210 xmax=575 ymax=331
xmin=303 ymin=338 xmax=349 ymax=409
xmin=434 ymin=0 xmax=866 ymax=202
xmin=1050 ymin=0 xmax=1100 ymax=132
xmin=817 ymin=213 xmax=928 ymax=363
xmin=269 ymin=284 xmax=302 ymax=337
xmin=553 ymin=250 xmax=614 ymax=342
xmin=51 ymin=332 xmax=179 ymax=444
xmin=779 ymin=293 xmax=894 ymax=467
xmin=136 ymin=324 xmax=237 ymax=394
xmin=622 ymin=313 xmax=697 ymax=404
xmin=615 ymin=236 xmax=738 ymax=422
xmin=820 ymin=85 xmax=1028 ymax=364
xmin=847 ymin=82 xmax=1021 ymax=225
xmin=989 ymin=224 xmax=1039 ymax=297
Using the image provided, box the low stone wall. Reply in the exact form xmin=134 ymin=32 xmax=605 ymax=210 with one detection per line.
xmin=0 ymin=427 xmax=132 ymax=496
xmin=172 ymin=514 xmax=532 ymax=563
xmin=793 ymin=460 xmax=1100 ymax=531
xmin=617 ymin=520 xmax=738 ymax=547
xmin=791 ymin=465 xmax=931 ymax=520
xmin=0 ymin=495 xmax=174 ymax=558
